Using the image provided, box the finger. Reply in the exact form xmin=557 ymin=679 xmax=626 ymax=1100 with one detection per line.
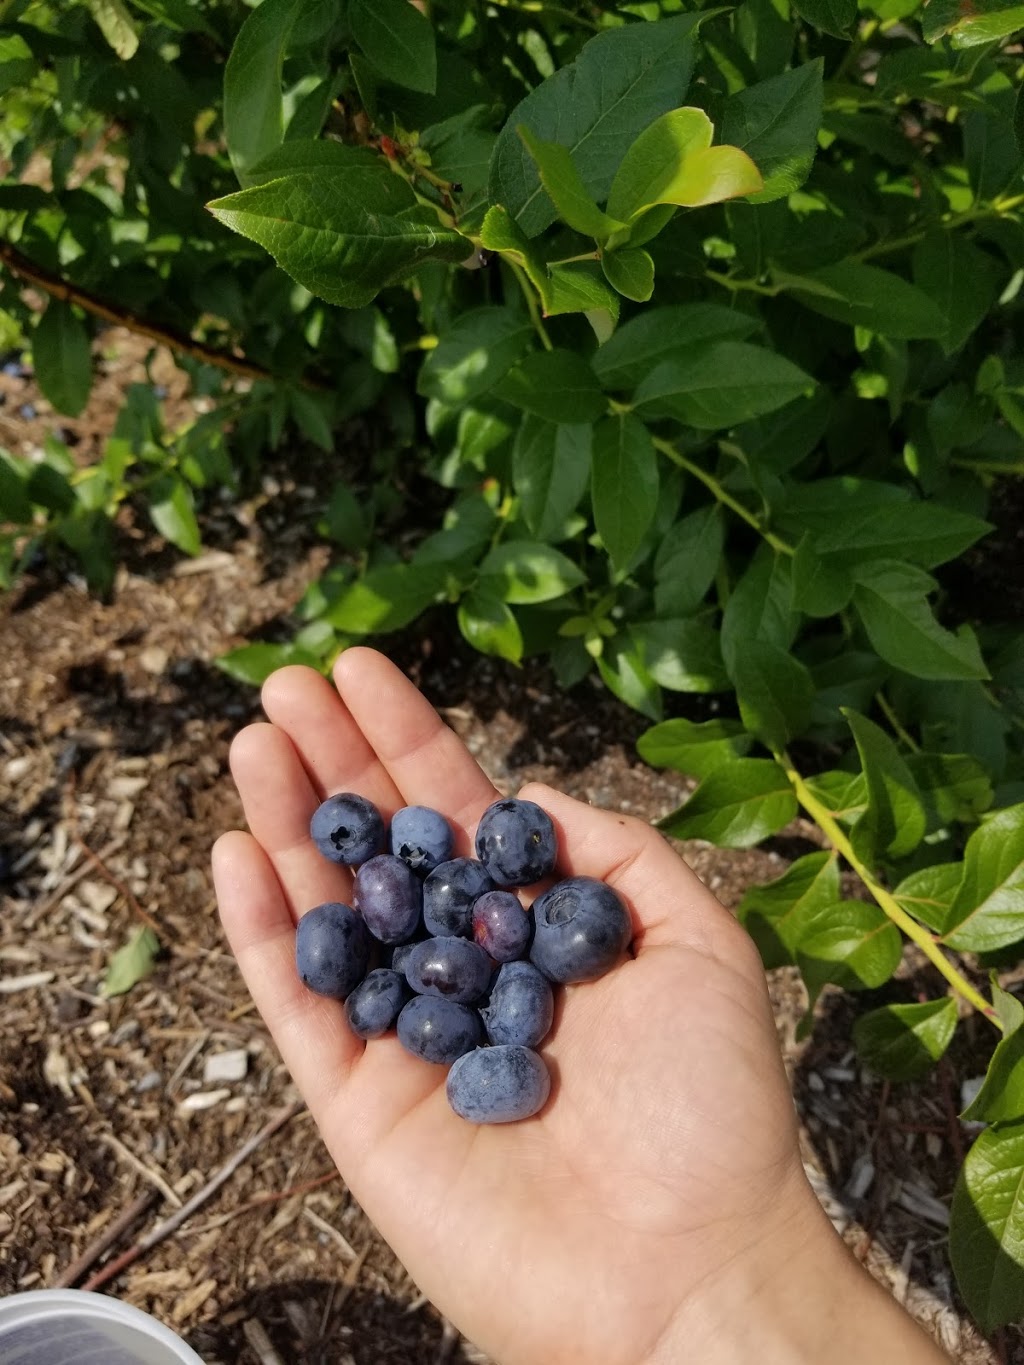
xmin=230 ymin=722 xmax=352 ymax=919
xmin=261 ymin=665 xmax=404 ymax=816
xmin=212 ymin=831 xmax=362 ymax=1101
xmin=518 ymin=782 xmax=742 ymax=956
xmin=334 ymin=648 xmax=499 ymax=842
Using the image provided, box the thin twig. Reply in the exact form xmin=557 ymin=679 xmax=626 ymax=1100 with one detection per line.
xmin=26 ymin=836 xmax=125 ymax=927
xmin=65 ymin=775 xmax=161 ymax=935
xmin=0 ymin=240 xmax=274 ymax=384
xmin=100 ymin=1133 xmax=182 ymax=1209
xmin=80 ymin=1099 xmax=305 ymax=1291
xmin=53 ymin=1188 xmax=159 ymax=1288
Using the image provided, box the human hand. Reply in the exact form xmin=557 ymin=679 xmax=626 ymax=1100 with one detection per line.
xmin=212 ymin=649 xmax=947 ymax=1365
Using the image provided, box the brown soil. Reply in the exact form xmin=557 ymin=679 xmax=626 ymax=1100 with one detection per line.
xmin=0 ymin=339 xmax=1018 ymax=1364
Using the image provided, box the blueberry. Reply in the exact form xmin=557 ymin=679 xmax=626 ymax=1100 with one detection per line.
xmin=472 ymin=889 xmax=530 ymax=962
xmin=396 ymin=996 xmax=482 ymax=1065
xmin=345 ymin=968 xmax=408 ymax=1040
xmin=295 ymin=902 xmax=371 ymax=999
xmin=354 ymin=854 xmax=422 ymax=944
xmin=423 ymin=857 xmax=494 ymax=937
xmin=388 ymin=939 xmax=423 ymax=976
xmin=446 ymin=1045 xmax=550 ymax=1124
xmin=310 ymin=792 xmax=384 ymax=867
xmin=474 ymin=798 xmax=557 ymax=887
xmin=404 ymin=936 xmax=492 ymax=1004
xmin=480 ymin=961 xmax=553 ymax=1048
xmin=530 ymin=876 xmax=631 ymax=983
xmin=389 ymin=805 xmax=454 ymax=875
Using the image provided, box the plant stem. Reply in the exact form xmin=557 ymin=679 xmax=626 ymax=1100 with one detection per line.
xmin=547 ymin=251 xmax=601 ymax=267
xmin=705 ymin=270 xmax=784 ymax=298
xmin=651 ymin=435 xmax=794 ymax=556
xmin=486 ymin=0 xmax=600 ymax=29
xmin=874 ymin=690 xmax=920 ymax=752
xmin=508 ymin=260 xmax=553 ymax=350
xmin=781 ymin=755 xmax=1000 ymax=1027
xmin=853 ymin=195 xmax=1024 ymax=262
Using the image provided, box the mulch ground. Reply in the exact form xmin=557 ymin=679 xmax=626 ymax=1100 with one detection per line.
xmin=0 ymin=335 xmax=1020 ymax=1363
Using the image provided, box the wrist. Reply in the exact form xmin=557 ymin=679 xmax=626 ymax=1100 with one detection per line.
xmin=645 ymin=1168 xmax=950 ymax=1365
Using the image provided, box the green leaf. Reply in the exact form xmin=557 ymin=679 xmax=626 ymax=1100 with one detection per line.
xmin=845 ymin=708 xmax=927 ymax=863
xmin=207 ymin=170 xmax=469 ymax=308
xmin=792 ymin=537 xmax=855 ymax=617
xmin=907 ymin=751 xmax=994 ymax=827
xmin=962 ymin=986 xmax=1024 ymax=1123
xmin=951 ymin=1121 xmax=1024 ymax=1334
xmin=324 ymin=562 xmax=445 ymax=633
xmin=631 ymin=617 xmax=730 ymax=693
xmin=25 ymin=465 xmax=74 ymax=516
xmin=720 ymin=546 xmax=797 ymax=672
xmin=478 ymin=540 xmax=585 ymax=605
xmin=720 ymin=62 xmax=824 ymax=204
xmin=0 ymin=453 xmax=32 ymax=524
xmin=737 ymin=851 xmax=841 ymax=969
xmin=458 ymin=589 xmax=523 ymax=663
xmin=597 ymin=637 xmax=662 ymax=721
xmin=513 ymin=418 xmax=591 ymax=541
xmin=216 ymin=642 xmax=323 ymax=686
xmin=0 ymin=35 xmax=35 ymax=96
xmin=912 ymin=230 xmax=1001 ymax=357
xmin=593 ymin=304 xmax=759 ymax=390
xmin=321 ymin=483 xmax=369 ymax=551
xmin=495 ymin=350 xmax=606 ymax=423
xmin=893 ymin=862 xmax=963 ymax=933
xmin=419 ymin=307 xmax=534 ymax=404
xmin=635 ymin=341 xmax=812 ymax=430
xmin=782 ymin=486 xmax=992 ymax=570
xmin=803 ymin=769 xmax=869 ymax=824
xmin=797 ymin=900 xmax=903 ymax=999
xmin=942 ymin=804 xmax=1024 ymax=952
xmin=517 ymin=127 xmax=625 ymax=239
xmin=791 ymin=0 xmax=857 ymax=36
xmin=591 ymin=413 xmax=660 ymax=572
xmin=601 ymin=248 xmax=655 ymax=302
xmin=852 ymin=560 xmax=990 ymax=682
xmin=853 ymin=998 xmax=959 ymax=1081
xmin=608 ymin=108 xmax=763 ymax=220
xmin=781 ymin=261 xmax=946 ymax=340
xmin=224 ymin=0 xmax=307 ymax=183
xmin=102 ymin=925 xmax=160 ymax=998
xmin=149 ymin=475 xmax=200 ymax=557
xmin=730 ymin=640 xmax=816 ymax=753
xmin=350 ymin=0 xmax=436 ymax=94
xmin=288 ymin=388 xmax=334 ymax=451
xmin=637 ymin=717 xmax=752 ymax=778
xmin=608 ymin=107 xmax=712 ymax=220
xmin=490 ymin=15 xmax=706 ymax=237
xmin=924 ymin=0 xmax=1024 ymax=45
xmin=86 ymin=0 xmax=140 ymax=59
xmin=654 ymin=504 xmax=724 ymax=617
xmin=659 ymin=758 xmax=797 ymax=847
xmin=33 ymin=301 xmax=91 ymax=418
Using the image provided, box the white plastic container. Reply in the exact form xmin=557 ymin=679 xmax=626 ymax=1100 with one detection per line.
xmin=0 ymin=1288 xmax=204 ymax=1364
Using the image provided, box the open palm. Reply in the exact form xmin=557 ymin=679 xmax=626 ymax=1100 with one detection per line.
xmin=212 ymin=649 xmax=827 ymax=1365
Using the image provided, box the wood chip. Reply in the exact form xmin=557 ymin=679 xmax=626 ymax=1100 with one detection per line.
xmin=242 ymin=1318 xmax=285 ymax=1365
xmin=302 ymin=1207 xmax=357 ymax=1261
xmin=178 ymin=1089 xmax=231 ymax=1113
xmin=171 ymin=1277 xmax=216 ymax=1324
xmin=896 ymin=1183 xmax=950 ymax=1228
xmin=203 ymin=1049 xmax=248 ymax=1085
xmin=0 ymin=971 xmax=55 ymax=992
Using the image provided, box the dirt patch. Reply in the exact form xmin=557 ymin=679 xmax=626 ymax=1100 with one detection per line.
xmin=0 ymin=345 xmax=1017 ymax=1362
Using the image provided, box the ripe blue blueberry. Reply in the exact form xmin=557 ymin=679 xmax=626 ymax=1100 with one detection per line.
xmin=474 ymin=798 xmax=557 ymax=887
xmin=344 ymin=968 xmax=408 ymax=1040
xmin=403 ymin=936 xmax=492 ymax=1005
xmin=389 ymin=805 xmax=454 ymax=875
xmin=397 ymin=996 xmax=482 ymax=1065
xmin=472 ymin=889 xmax=531 ymax=962
xmin=423 ymin=857 xmax=495 ymax=937
xmin=446 ymin=1045 xmax=551 ymax=1123
xmin=530 ymin=876 xmax=631 ymax=983
xmin=295 ymin=902 xmax=371 ymax=999
xmin=353 ymin=854 xmax=422 ymax=944
xmin=480 ymin=961 xmax=554 ymax=1048
xmin=310 ymin=793 xmax=384 ymax=867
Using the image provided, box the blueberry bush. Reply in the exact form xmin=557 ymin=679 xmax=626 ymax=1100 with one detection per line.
xmin=1 ymin=0 xmax=1024 ymax=1331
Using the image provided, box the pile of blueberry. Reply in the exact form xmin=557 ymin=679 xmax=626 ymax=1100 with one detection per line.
xmin=296 ymin=793 xmax=632 ymax=1124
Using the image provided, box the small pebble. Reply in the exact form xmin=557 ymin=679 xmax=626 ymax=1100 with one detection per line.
xmin=203 ymin=1049 xmax=248 ymax=1085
